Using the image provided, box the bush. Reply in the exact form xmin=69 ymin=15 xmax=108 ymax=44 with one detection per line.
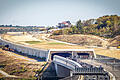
xmin=52 ymin=30 xmax=62 ymax=35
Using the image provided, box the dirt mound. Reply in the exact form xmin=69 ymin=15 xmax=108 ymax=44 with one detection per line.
xmin=108 ymin=35 xmax=120 ymax=47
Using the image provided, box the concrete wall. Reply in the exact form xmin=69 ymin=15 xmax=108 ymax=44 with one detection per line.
xmin=54 ymin=64 xmax=70 ymax=77
xmin=0 ymin=37 xmax=49 ymax=61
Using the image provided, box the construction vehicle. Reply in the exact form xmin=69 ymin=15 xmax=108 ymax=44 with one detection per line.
xmin=1 ymin=45 xmax=14 ymax=51
xmin=117 ymin=40 xmax=120 ymax=49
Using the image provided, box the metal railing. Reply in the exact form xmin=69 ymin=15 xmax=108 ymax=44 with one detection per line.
xmin=74 ymin=67 xmax=107 ymax=75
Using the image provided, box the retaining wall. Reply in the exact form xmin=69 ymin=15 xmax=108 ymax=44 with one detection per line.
xmin=0 ymin=36 xmax=49 ymax=61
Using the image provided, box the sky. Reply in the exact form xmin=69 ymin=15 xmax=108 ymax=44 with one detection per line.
xmin=0 ymin=0 xmax=120 ymax=26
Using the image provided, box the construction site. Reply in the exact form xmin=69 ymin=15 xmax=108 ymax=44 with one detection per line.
xmin=0 ymin=32 xmax=119 ymax=80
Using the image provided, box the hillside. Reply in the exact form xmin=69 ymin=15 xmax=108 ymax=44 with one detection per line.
xmin=2 ymin=33 xmax=87 ymax=50
xmin=49 ymin=34 xmax=120 ymax=59
xmin=50 ymin=34 xmax=120 ymax=47
xmin=108 ymin=35 xmax=120 ymax=47
xmin=0 ymin=48 xmax=46 ymax=79
xmin=50 ymin=34 xmax=109 ymax=47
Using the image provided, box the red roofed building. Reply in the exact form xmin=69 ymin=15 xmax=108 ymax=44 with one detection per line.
xmin=57 ymin=21 xmax=72 ymax=28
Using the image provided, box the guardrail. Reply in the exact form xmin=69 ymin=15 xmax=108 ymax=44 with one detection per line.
xmin=74 ymin=67 xmax=107 ymax=75
xmin=53 ymin=55 xmax=82 ymax=70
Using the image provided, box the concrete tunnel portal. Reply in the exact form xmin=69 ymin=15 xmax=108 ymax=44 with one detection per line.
xmin=48 ymin=49 xmax=96 ymax=61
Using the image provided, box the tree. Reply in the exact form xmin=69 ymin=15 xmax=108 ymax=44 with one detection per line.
xmin=71 ymin=25 xmax=78 ymax=34
xmin=106 ymin=21 xmax=111 ymax=27
xmin=76 ymin=20 xmax=83 ymax=33
xmin=52 ymin=30 xmax=62 ymax=35
xmin=113 ymin=16 xmax=118 ymax=31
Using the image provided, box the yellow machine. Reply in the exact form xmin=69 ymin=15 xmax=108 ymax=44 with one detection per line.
xmin=118 ymin=46 xmax=120 ymax=49
xmin=117 ymin=40 xmax=120 ymax=49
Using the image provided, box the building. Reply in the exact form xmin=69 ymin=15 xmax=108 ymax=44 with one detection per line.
xmin=57 ymin=21 xmax=72 ymax=28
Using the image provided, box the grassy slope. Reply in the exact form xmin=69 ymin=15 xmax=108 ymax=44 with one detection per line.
xmin=25 ymin=41 xmax=41 ymax=44
xmin=3 ymin=33 xmax=85 ymax=50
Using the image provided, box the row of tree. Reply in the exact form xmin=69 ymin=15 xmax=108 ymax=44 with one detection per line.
xmin=53 ymin=15 xmax=120 ymax=38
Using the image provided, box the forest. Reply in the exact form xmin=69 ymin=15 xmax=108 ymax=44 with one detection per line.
xmin=53 ymin=15 xmax=120 ymax=38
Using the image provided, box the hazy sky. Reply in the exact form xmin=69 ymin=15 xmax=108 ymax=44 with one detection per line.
xmin=0 ymin=0 xmax=120 ymax=26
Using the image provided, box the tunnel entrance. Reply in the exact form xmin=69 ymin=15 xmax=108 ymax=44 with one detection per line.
xmin=51 ymin=53 xmax=72 ymax=60
xmin=77 ymin=53 xmax=90 ymax=59
xmin=48 ymin=49 xmax=96 ymax=61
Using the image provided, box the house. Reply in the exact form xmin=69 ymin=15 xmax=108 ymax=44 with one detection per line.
xmin=57 ymin=21 xmax=72 ymax=28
